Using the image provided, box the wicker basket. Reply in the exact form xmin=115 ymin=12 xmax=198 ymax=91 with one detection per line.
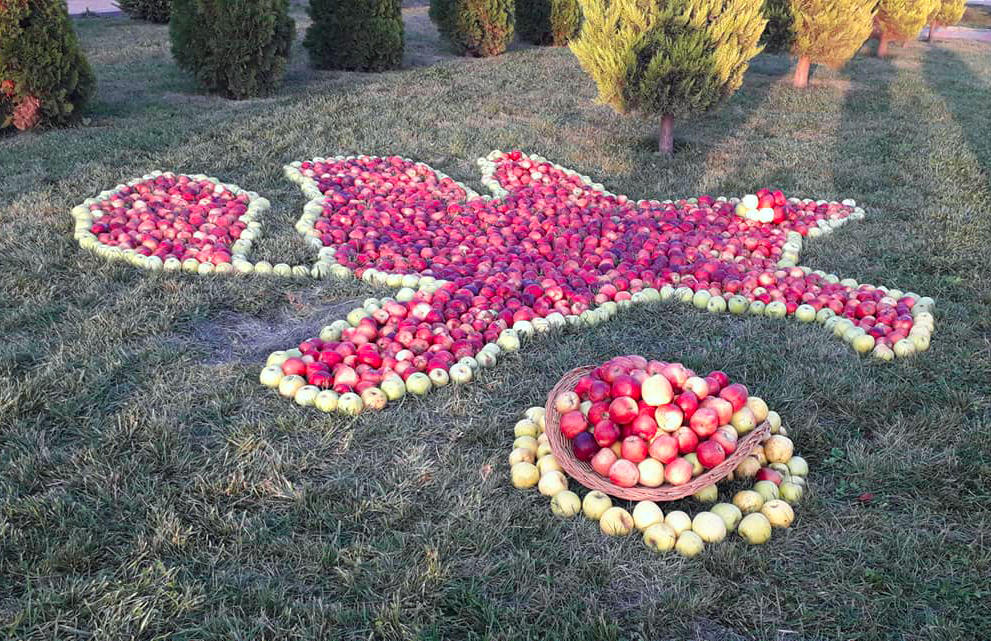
xmin=545 ymin=362 xmax=771 ymax=501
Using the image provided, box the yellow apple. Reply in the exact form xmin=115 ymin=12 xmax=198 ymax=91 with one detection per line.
xmin=550 ymin=490 xmax=582 ymax=517
xmin=582 ymin=491 xmax=612 ymax=520
xmin=511 ymin=462 xmax=539 ymax=489
xmin=738 ymin=513 xmax=772 ymax=544
xmin=632 ymin=501 xmax=664 ymax=531
xmin=643 ymin=522 xmax=678 ymax=552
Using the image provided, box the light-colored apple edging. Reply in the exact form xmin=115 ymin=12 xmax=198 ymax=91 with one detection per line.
xmin=261 ymin=150 xmax=937 ymax=416
xmin=509 ymin=405 xmax=807 ymax=555
xmin=70 ymin=172 xmax=317 ymax=277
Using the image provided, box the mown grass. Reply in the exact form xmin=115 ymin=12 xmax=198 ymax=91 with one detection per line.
xmin=2 ymin=7 xmax=991 ymax=640
xmin=960 ymin=5 xmax=991 ymax=29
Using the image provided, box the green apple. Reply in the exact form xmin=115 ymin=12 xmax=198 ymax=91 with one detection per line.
xmin=728 ymin=295 xmax=749 ymax=315
xmin=765 ymin=301 xmax=787 ymax=319
xmin=795 ymin=304 xmax=816 ymax=322
xmin=706 ymin=295 xmax=727 ymax=314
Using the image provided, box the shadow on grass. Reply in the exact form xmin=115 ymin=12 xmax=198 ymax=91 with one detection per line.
xmin=829 ymin=59 xmax=898 ymax=198
xmin=922 ymin=45 xmax=991 ymax=191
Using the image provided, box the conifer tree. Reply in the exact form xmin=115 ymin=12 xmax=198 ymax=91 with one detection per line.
xmin=760 ymin=0 xmax=795 ymax=54
xmin=570 ymin=0 xmax=766 ymax=155
xmin=429 ymin=0 xmax=515 ymax=56
xmin=789 ymin=0 xmax=877 ymax=88
xmin=304 ymin=0 xmax=403 ymax=71
xmin=876 ymin=0 xmax=938 ymax=56
xmin=926 ymin=0 xmax=965 ymax=42
xmin=517 ymin=0 xmax=582 ymax=46
xmin=0 ymin=0 xmax=95 ymax=130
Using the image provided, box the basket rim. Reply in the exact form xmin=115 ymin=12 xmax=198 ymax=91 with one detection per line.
xmin=544 ymin=360 xmax=771 ymax=502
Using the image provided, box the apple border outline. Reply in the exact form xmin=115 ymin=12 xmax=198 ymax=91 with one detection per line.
xmin=70 ymin=173 xmax=329 ymax=278
xmin=262 ymin=150 xmax=937 ymax=415
xmin=509 ymin=403 xmax=807 ymax=554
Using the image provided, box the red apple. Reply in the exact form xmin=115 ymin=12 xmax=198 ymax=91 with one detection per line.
xmin=708 ymin=370 xmax=730 ymax=389
xmin=559 ymin=410 xmax=588 ymax=439
xmin=630 ymin=412 xmax=658 ymax=441
xmin=718 ymin=383 xmax=749 ymax=412
xmin=620 ymin=435 xmax=649 ymax=463
xmin=600 ymin=363 xmax=626 ymax=384
xmin=674 ymin=425 xmax=699 ymax=454
xmin=281 ymin=357 xmax=306 ymax=376
xmin=660 ymin=362 xmax=690 ymax=390
xmin=695 ymin=440 xmax=726 ymax=469
xmin=711 ymin=426 xmax=738 ymax=455
xmin=756 ymin=467 xmax=783 ymax=485
xmin=593 ymin=420 xmax=621 ymax=447
xmin=674 ymin=391 xmax=699 ymax=421
xmin=704 ymin=375 xmax=722 ymax=396
xmin=572 ymin=431 xmax=598 ymax=462
xmin=608 ymin=396 xmax=639 ymax=424
xmin=587 ymin=380 xmax=611 ymax=402
xmin=653 ymin=403 xmax=684 ymax=432
xmin=609 ymin=458 xmax=640 ymax=487
xmin=664 ymin=457 xmax=693 ymax=485
xmin=611 ymin=374 xmax=641 ymax=400
xmin=648 ymin=434 xmax=679 ymax=463
xmin=587 ymin=401 xmax=610 ymax=425
xmin=700 ymin=397 xmax=733 ymax=426
xmin=689 ymin=407 xmax=719 ymax=438
xmin=591 ymin=447 xmax=618 ymax=476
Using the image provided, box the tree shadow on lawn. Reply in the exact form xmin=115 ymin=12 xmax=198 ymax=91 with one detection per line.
xmin=922 ymin=45 xmax=991 ymax=191
xmin=919 ymin=44 xmax=991 ymax=279
xmin=828 ymin=57 xmax=899 ymax=200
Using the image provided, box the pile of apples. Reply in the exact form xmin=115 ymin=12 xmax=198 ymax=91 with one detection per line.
xmin=68 ymin=151 xmax=935 ymax=415
xmin=555 ymin=356 xmax=766 ymax=489
xmin=510 ymin=402 xmax=810 ymax=557
xmin=254 ymin=150 xmax=936 ymax=414
xmin=70 ymin=173 xmax=316 ymax=277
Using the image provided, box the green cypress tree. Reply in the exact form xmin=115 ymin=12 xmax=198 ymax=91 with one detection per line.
xmin=170 ymin=0 xmax=295 ymax=99
xmin=116 ymin=0 xmax=171 ymax=23
xmin=790 ymin=0 xmax=877 ymax=88
xmin=926 ymin=0 xmax=966 ymax=41
xmin=760 ymin=0 xmax=795 ymax=54
xmin=0 ymin=0 xmax=95 ymax=130
xmin=876 ymin=0 xmax=938 ymax=56
xmin=304 ymin=0 xmax=403 ymax=71
xmin=517 ymin=0 xmax=582 ymax=46
xmin=570 ymin=0 xmax=766 ymax=155
xmin=429 ymin=0 xmax=515 ymax=56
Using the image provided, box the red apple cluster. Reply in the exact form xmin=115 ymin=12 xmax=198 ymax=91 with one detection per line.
xmin=280 ymin=293 xmax=487 ymax=396
xmin=298 ymin=152 xmax=919 ymax=346
xmin=84 ymin=174 xmax=249 ymax=264
xmin=264 ymin=150 xmax=932 ymax=409
xmin=557 ymin=356 xmax=757 ymax=488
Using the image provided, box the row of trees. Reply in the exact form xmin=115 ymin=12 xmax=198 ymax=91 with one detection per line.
xmin=567 ymin=0 xmax=968 ymax=153
xmin=0 ymin=0 xmax=970 ymax=131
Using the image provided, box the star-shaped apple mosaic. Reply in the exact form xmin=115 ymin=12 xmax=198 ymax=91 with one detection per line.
xmin=259 ymin=151 xmax=935 ymax=414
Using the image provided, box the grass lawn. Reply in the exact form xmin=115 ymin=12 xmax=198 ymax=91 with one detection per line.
xmin=960 ymin=4 xmax=991 ymax=29
xmin=2 ymin=6 xmax=991 ymax=640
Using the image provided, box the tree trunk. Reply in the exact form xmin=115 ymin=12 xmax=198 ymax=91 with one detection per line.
xmin=658 ymin=114 xmax=674 ymax=156
xmin=878 ymin=31 xmax=890 ymax=57
xmin=793 ymin=55 xmax=811 ymax=89
xmin=927 ymin=24 xmax=937 ymax=42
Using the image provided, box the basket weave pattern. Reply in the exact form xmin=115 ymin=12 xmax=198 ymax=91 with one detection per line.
xmin=545 ymin=362 xmax=771 ymax=501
